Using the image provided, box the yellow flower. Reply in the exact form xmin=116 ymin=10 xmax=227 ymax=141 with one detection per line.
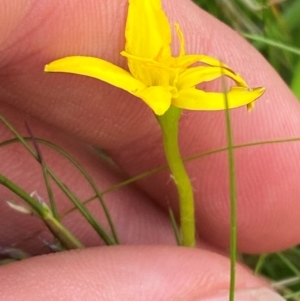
xmin=45 ymin=0 xmax=265 ymax=116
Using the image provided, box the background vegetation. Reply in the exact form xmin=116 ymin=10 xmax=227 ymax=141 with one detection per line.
xmin=194 ymin=0 xmax=300 ymax=99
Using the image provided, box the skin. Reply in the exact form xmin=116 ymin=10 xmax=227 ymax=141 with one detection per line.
xmin=1 ymin=0 xmax=300 ymax=299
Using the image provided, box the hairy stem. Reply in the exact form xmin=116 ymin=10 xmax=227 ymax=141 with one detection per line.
xmin=157 ymin=106 xmax=195 ymax=247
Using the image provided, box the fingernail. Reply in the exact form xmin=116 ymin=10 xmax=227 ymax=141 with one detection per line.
xmin=200 ymin=288 xmax=285 ymax=301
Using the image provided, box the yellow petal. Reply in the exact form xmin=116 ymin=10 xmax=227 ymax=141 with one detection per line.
xmin=247 ymin=101 xmax=255 ymax=111
xmin=173 ymin=54 xmax=206 ymax=70
xmin=174 ymin=23 xmax=185 ymax=57
xmin=197 ymin=55 xmax=231 ymax=69
xmin=125 ymin=0 xmax=171 ymax=83
xmin=173 ymin=86 xmax=266 ymax=111
xmin=45 ymin=56 xmax=146 ymax=94
xmin=177 ymin=66 xmax=248 ymax=89
xmin=174 ymin=54 xmax=230 ymax=70
xmin=135 ymin=86 xmax=173 ymax=115
xmin=125 ymin=0 xmax=171 ymax=59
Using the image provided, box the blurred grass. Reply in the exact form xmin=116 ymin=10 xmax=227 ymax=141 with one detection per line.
xmin=193 ymin=0 xmax=300 ymax=100
xmin=193 ymin=0 xmax=300 ymax=299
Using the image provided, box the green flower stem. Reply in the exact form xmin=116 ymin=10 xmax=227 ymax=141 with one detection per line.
xmin=156 ymin=106 xmax=195 ymax=247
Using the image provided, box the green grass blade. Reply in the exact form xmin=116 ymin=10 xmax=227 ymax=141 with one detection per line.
xmin=283 ymin=0 xmax=300 ymax=31
xmin=291 ymin=58 xmax=300 ymax=100
xmin=25 ymin=123 xmax=59 ymax=220
xmin=168 ymin=207 xmax=182 ymax=246
xmin=254 ymin=253 xmax=268 ymax=274
xmin=0 ymin=173 xmax=84 ymax=249
xmin=276 ymin=252 xmax=300 ymax=277
xmin=243 ymin=33 xmax=300 ymax=56
xmin=49 ymin=172 xmax=116 ymax=245
xmin=283 ymin=290 xmax=300 ymax=300
xmin=223 ymin=88 xmax=237 ymax=301
xmin=66 ymin=136 xmax=300 ymax=214
xmin=0 ymin=116 xmax=118 ymax=245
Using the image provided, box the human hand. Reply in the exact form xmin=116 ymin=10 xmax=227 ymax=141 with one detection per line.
xmin=1 ymin=0 xmax=300 ymax=299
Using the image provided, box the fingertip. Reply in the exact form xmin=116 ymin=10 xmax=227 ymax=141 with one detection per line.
xmin=0 ymin=246 xmax=268 ymax=300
